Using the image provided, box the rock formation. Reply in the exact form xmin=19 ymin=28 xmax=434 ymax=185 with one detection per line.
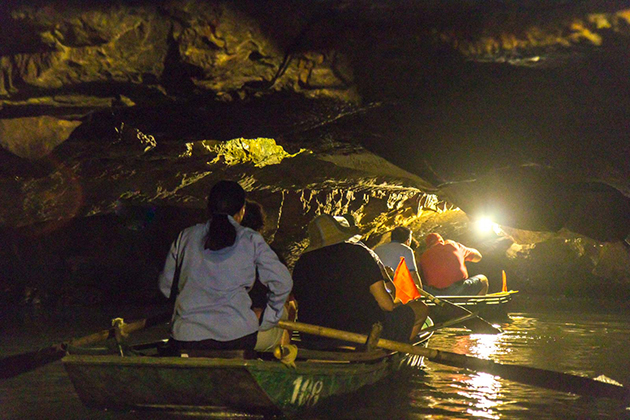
xmin=1 ymin=0 xmax=629 ymax=305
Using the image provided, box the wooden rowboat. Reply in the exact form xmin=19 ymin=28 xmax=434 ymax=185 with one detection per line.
xmin=62 ymin=320 xmax=434 ymax=417
xmin=421 ymin=290 xmax=518 ymax=322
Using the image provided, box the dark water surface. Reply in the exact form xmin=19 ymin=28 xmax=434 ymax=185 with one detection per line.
xmin=1 ymin=297 xmax=629 ymax=420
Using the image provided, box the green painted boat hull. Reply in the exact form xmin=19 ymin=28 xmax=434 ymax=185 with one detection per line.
xmin=63 ymin=343 xmax=428 ymax=416
xmin=64 ymin=356 xmax=280 ymax=415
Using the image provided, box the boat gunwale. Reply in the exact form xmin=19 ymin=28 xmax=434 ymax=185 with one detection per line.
xmin=62 ymin=351 xmax=398 ymax=371
xmin=62 ymin=318 xmax=435 ymax=368
xmin=63 ymin=329 xmax=434 ymax=371
xmin=421 ymin=291 xmax=517 ymax=306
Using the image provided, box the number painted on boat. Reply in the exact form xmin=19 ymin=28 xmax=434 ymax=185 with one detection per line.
xmin=291 ymin=376 xmax=324 ymax=406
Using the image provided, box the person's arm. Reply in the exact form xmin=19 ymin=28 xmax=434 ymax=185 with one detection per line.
xmin=376 ymin=256 xmax=402 ymax=304
xmin=406 ymin=247 xmax=423 ymax=290
xmin=465 ymin=246 xmax=483 ymax=263
xmin=369 ymin=280 xmax=397 ymax=311
xmin=410 ymin=270 xmax=423 ymax=290
xmin=254 ymin=235 xmax=293 ymax=331
xmin=359 ymin=242 xmax=401 ymax=310
xmin=157 ymin=232 xmax=183 ymax=299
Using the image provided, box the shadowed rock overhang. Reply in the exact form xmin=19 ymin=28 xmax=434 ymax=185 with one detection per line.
xmin=0 ymin=0 xmax=629 ymax=242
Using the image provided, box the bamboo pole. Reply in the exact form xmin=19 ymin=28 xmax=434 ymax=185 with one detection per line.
xmin=278 ymin=320 xmax=630 ymax=401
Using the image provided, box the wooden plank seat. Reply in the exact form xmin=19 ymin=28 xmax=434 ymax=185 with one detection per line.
xmin=180 ymin=349 xmax=254 ymax=359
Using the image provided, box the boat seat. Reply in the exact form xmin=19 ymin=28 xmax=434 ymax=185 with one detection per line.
xmin=155 ymin=340 xmax=256 ymax=359
xmin=181 ymin=349 xmax=256 ymax=359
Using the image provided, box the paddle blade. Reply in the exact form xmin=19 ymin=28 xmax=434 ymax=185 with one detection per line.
xmin=393 ymin=257 xmax=421 ymax=304
xmin=429 ymin=350 xmax=630 ymax=402
xmin=0 ymin=346 xmax=65 ymax=379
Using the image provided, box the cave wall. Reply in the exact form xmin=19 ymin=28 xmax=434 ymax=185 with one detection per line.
xmin=1 ymin=0 xmax=630 ymax=305
xmin=4 ymin=180 xmax=629 ymax=307
xmin=0 ymin=165 xmax=444 ymax=306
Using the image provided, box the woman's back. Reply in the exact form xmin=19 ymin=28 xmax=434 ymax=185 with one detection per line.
xmin=167 ymin=221 xmax=259 ymax=341
xmin=158 ymin=180 xmax=292 ymax=349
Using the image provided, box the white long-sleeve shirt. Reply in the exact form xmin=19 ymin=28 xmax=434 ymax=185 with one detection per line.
xmin=158 ymin=217 xmax=292 ymax=342
xmin=373 ymin=241 xmax=418 ymax=272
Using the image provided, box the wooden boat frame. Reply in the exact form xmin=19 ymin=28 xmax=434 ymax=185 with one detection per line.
xmin=420 ymin=290 xmax=517 ymax=321
xmin=63 ymin=324 xmax=433 ymax=416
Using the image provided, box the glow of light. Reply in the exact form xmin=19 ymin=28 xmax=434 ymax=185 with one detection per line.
xmin=464 ymin=372 xmax=503 ymax=419
xmin=476 ymin=218 xmax=495 ymax=233
xmin=440 ymin=333 xmax=513 ymax=419
xmin=475 ymin=217 xmax=503 ymax=236
xmin=468 ymin=333 xmax=501 ymax=359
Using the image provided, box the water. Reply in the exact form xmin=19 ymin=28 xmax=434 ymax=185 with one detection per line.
xmin=1 ymin=297 xmax=629 ymax=420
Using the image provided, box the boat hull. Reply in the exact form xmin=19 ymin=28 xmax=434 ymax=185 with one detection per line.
xmin=63 ymin=346 xmax=425 ymax=416
xmin=421 ymin=291 xmax=517 ymax=322
xmin=64 ymin=356 xmax=282 ymax=415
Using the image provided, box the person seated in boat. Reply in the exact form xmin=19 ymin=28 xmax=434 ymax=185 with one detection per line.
xmin=158 ymin=180 xmax=293 ymax=354
xmin=418 ymin=233 xmax=488 ymax=296
xmin=292 ymin=214 xmax=429 ymax=347
xmin=240 ymin=199 xmax=298 ymax=352
xmin=241 ymin=200 xmax=266 ymax=233
xmin=242 ymin=200 xmax=269 ymax=315
xmin=373 ymin=226 xmax=423 ymax=291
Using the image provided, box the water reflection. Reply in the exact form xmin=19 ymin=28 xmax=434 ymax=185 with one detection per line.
xmin=463 ymin=333 xmax=502 ymax=358
xmin=413 ymin=331 xmax=509 ymax=419
xmin=461 ymin=372 xmax=502 ymax=411
xmin=449 ymin=334 xmax=505 ymax=419
xmin=3 ymin=303 xmax=630 ymax=419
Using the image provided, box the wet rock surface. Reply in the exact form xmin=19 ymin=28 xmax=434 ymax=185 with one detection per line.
xmin=0 ymin=0 xmax=629 ymax=304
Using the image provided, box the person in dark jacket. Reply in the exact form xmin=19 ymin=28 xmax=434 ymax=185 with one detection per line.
xmin=292 ymin=214 xmax=429 ymax=346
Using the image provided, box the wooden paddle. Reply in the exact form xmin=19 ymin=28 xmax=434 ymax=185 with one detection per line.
xmin=414 ymin=313 xmax=478 ymax=335
xmin=416 ymin=288 xmax=502 ymax=334
xmin=0 ymin=312 xmax=171 ymax=379
xmin=278 ymin=320 xmax=630 ymax=401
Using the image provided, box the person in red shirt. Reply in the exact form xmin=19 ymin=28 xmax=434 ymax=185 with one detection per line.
xmin=419 ymin=233 xmax=489 ymax=296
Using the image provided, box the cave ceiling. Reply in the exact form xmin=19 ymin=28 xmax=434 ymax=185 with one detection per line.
xmin=1 ymin=0 xmax=629 ymax=243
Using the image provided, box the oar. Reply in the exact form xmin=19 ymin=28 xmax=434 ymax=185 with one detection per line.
xmin=417 ymin=288 xmax=502 ymax=334
xmin=415 ymin=313 xmax=478 ymax=335
xmin=0 ymin=312 xmax=171 ymax=379
xmin=278 ymin=320 xmax=630 ymax=401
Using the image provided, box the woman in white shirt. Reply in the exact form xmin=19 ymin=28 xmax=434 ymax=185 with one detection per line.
xmin=158 ymin=180 xmax=293 ymax=352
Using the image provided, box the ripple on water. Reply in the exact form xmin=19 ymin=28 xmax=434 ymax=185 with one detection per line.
xmin=2 ymin=302 xmax=630 ymax=419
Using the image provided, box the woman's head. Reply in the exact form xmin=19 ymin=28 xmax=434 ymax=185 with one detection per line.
xmin=205 ymin=180 xmax=246 ymax=251
xmin=207 ymin=180 xmax=246 ymax=217
xmin=241 ymin=201 xmax=265 ymax=232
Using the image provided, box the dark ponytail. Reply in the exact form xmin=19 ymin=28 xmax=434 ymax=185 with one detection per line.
xmin=204 ymin=180 xmax=246 ymax=251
